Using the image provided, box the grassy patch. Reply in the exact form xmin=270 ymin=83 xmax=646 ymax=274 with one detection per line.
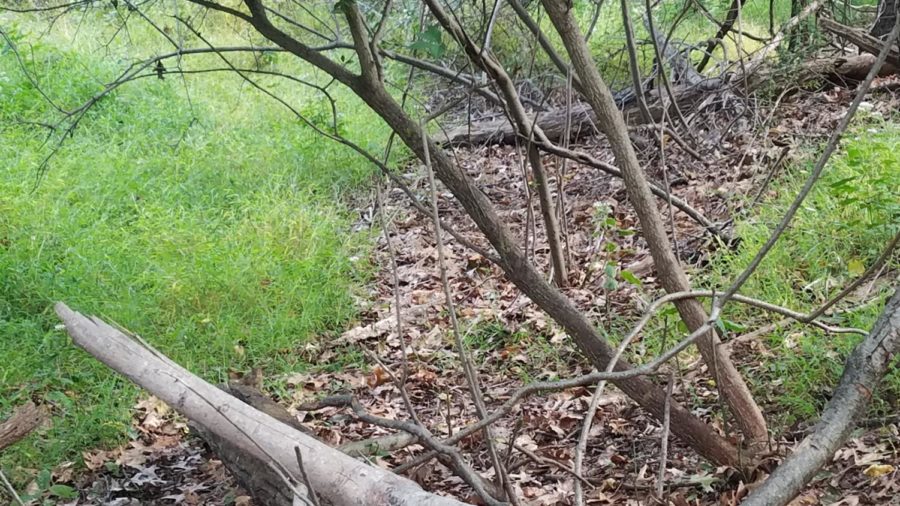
xmin=702 ymin=115 xmax=899 ymax=428
xmin=0 ymin=17 xmax=388 ymax=478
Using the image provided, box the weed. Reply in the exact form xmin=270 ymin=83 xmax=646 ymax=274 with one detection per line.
xmin=0 ymin=15 xmax=389 ymax=476
xmin=703 ymin=117 xmax=899 ymax=427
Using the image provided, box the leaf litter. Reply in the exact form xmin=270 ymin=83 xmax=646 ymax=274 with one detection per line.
xmin=61 ymin=86 xmax=900 ymax=505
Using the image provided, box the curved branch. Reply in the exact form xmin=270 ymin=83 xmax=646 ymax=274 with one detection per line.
xmin=742 ymin=288 xmax=900 ymax=506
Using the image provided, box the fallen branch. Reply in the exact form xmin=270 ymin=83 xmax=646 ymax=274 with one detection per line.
xmin=0 ymin=401 xmax=48 ymax=452
xmin=439 ymin=84 xmax=715 ymax=147
xmin=820 ymin=16 xmax=900 ymax=68
xmin=742 ymin=288 xmax=900 ymax=506
xmin=54 ymin=303 xmax=466 ymax=506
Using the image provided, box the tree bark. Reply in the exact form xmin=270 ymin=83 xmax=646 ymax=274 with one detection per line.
xmin=54 ymin=303 xmax=466 ymax=506
xmin=540 ymin=0 xmax=769 ymax=448
xmin=191 ymin=382 xmax=422 ymax=506
xmin=0 ymin=402 xmax=48 ymax=452
xmin=872 ymin=0 xmax=899 ymax=37
xmin=229 ymin=0 xmax=743 ymax=467
xmin=821 ymin=17 xmax=900 ymax=67
xmin=743 ymin=288 xmax=900 ymax=506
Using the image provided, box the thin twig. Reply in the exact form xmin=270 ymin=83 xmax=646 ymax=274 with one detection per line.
xmin=422 ymin=121 xmax=516 ymax=505
xmin=294 ymin=446 xmax=321 ymax=506
xmin=574 ymin=376 xmax=606 ymax=506
xmin=656 ymin=373 xmax=674 ymax=498
xmin=0 ymin=469 xmax=24 ymax=506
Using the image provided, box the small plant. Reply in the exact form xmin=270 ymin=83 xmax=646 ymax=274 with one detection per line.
xmin=19 ymin=469 xmax=79 ymax=504
xmin=583 ymin=202 xmax=643 ymax=296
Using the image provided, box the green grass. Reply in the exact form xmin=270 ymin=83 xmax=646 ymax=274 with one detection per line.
xmin=623 ymin=113 xmax=898 ymax=431
xmin=702 ymin=114 xmax=899 ymax=427
xmin=0 ymin=16 xmax=391 ymax=481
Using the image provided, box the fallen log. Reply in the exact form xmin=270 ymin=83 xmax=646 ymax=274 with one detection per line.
xmin=54 ymin=303 xmax=465 ymax=506
xmin=440 ymin=84 xmax=715 ymax=146
xmin=743 ymin=288 xmax=900 ymax=506
xmin=821 ymin=17 xmax=900 ymax=67
xmin=745 ymin=53 xmax=900 ymax=91
xmin=0 ymin=401 xmax=48 ymax=452
xmin=193 ymin=382 xmax=420 ymax=506
xmin=442 ymin=51 xmax=898 ymax=148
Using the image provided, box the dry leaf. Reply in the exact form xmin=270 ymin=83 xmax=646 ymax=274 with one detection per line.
xmin=863 ymin=463 xmax=895 ymax=478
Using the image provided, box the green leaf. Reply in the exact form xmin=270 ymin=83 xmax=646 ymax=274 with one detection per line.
xmin=828 ymin=176 xmax=856 ymax=190
xmin=719 ymin=318 xmax=746 ymax=333
xmin=409 ymin=25 xmax=446 ymax=59
xmin=620 ymin=269 xmax=642 ymax=287
xmin=715 ymin=318 xmax=727 ymax=334
xmin=848 ymin=258 xmax=866 ymax=276
xmin=603 ymin=263 xmax=618 ymax=290
xmin=48 ymin=484 xmax=78 ymax=499
xmin=36 ymin=469 xmax=51 ymax=490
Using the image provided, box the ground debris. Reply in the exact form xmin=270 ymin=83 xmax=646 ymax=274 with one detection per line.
xmin=65 ymin=86 xmax=900 ymax=506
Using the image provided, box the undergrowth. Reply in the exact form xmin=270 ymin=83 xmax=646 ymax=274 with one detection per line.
xmin=704 ymin=114 xmax=899 ymax=428
xmin=0 ymin=16 xmax=390 ymax=479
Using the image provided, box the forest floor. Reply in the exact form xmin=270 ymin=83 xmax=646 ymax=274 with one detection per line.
xmin=44 ymin=80 xmax=900 ymax=505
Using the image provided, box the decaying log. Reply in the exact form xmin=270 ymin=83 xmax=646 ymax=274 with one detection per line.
xmin=193 ymin=383 xmax=419 ymax=506
xmin=743 ymin=288 xmax=900 ymax=506
xmin=54 ymin=303 xmax=465 ymax=506
xmin=441 ymin=84 xmax=714 ymax=146
xmin=821 ymin=17 xmax=900 ymax=67
xmin=794 ymin=53 xmax=899 ymax=82
xmin=0 ymin=402 xmax=48 ymax=452
xmin=443 ymin=51 xmax=898 ymax=148
xmin=745 ymin=53 xmax=899 ymax=91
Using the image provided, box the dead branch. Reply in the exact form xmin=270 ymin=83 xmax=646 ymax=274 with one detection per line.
xmin=54 ymin=303 xmax=466 ymax=506
xmin=743 ymin=288 xmax=900 ymax=506
xmin=0 ymin=402 xmax=48 ymax=452
xmin=421 ymin=115 xmax=514 ymax=504
xmin=0 ymin=469 xmax=24 ymax=506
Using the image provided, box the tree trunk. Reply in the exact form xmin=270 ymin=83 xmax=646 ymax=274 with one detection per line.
xmin=540 ymin=0 xmax=769 ymax=449
xmin=237 ymin=0 xmax=744 ymax=467
xmin=872 ymin=0 xmax=899 ymax=37
xmin=54 ymin=303 xmax=466 ymax=506
xmin=222 ymin=0 xmax=744 ymax=467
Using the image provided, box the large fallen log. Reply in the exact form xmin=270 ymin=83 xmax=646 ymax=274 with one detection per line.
xmin=821 ymin=17 xmax=900 ymax=67
xmin=193 ymin=383 xmax=420 ymax=506
xmin=440 ymin=84 xmax=715 ymax=146
xmin=441 ymin=53 xmax=897 ymax=147
xmin=743 ymin=288 xmax=900 ymax=506
xmin=54 ymin=303 xmax=465 ymax=506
